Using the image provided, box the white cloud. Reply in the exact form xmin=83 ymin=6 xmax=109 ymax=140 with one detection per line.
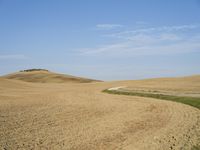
xmin=108 ymin=24 xmax=199 ymax=38
xmin=0 ymin=54 xmax=28 ymax=60
xmin=80 ymin=24 xmax=200 ymax=56
xmin=81 ymin=43 xmax=129 ymax=54
xmin=96 ymin=24 xmax=123 ymax=30
xmin=81 ymin=39 xmax=200 ymax=56
xmin=159 ymin=33 xmax=181 ymax=41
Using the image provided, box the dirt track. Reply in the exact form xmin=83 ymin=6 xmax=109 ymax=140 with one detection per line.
xmin=0 ymin=79 xmax=200 ymax=149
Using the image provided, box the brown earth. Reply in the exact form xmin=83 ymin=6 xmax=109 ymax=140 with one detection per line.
xmin=2 ymin=70 xmax=100 ymax=83
xmin=0 ymin=75 xmax=200 ymax=150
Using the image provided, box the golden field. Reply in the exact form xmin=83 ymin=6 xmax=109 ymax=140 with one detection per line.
xmin=0 ymin=71 xmax=200 ymax=150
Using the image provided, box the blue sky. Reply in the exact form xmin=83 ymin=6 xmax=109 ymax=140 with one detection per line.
xmin=0 ymin=0 xmax=200 ymax=80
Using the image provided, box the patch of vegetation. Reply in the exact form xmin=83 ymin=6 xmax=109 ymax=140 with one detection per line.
xmin=20 ymin=69 xmax=49 ymax=72
xmin=103 ymin=89 xmax=200 ymax=109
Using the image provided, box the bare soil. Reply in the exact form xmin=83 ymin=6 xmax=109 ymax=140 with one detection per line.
xmin=0 ymin=76 xmax=200 ymax=149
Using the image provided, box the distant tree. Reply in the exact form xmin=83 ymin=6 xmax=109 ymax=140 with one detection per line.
xmin=20 ymin=69 xmax=49 ymax=72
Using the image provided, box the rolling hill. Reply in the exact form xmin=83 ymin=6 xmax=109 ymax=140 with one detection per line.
xmin=2 ymin=69 xmax=100 ymax=83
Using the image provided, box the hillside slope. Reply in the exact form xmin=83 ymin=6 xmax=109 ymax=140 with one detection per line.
xmin=2 ymin=69 xmax=100 ymax=83
xmin=120 ymin=75 xmax=200 ymax=94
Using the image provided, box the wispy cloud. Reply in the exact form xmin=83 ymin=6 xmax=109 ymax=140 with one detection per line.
xmin=80 ymin=43 xmax=129 ymax=54
xmin=107 ymin=24 xmax=199 ymax=38
xmin=0 ymin=54 xmax=28 ymax=60
xmin=96 ymin=24 xmax=123 ymax=30
xmin=81 ymin=40 xmax=200 ymax=56
xmin=81 ymin=24 xmax=200 ymax=56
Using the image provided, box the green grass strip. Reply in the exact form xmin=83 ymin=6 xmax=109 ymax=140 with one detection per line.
xmin=103 ymin=89 xmax=200 ymax=109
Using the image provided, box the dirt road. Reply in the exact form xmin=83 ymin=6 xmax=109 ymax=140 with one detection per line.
xmin=0 ymin=79 xmax=200 ymax=149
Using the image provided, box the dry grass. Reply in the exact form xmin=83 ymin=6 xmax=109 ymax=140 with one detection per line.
xmin=0 ymin=74 xmax=200 ymax=149
xmin=3 ymin=70 xmax=100 ymax=83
